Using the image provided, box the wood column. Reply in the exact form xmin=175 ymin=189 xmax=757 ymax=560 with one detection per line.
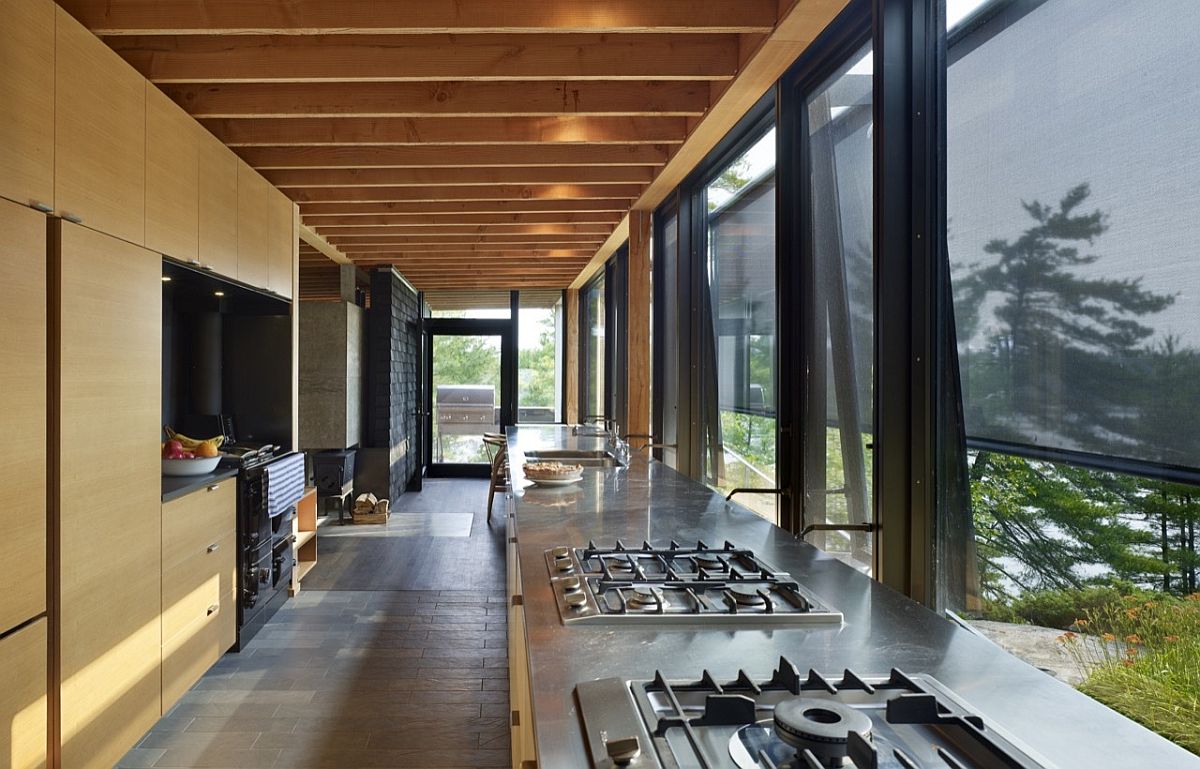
xmin=564 ymin=289 xmax=579 ymax=423
xmin=626 ymin=210 xmax=652 ymax=446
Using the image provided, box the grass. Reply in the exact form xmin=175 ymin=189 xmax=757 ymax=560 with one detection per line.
xmin=1057 ymin=593 xmax=1200 ymax=755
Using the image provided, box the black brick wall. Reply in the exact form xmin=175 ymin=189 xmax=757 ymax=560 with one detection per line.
xmin=366 ymin=268 xmax=420 ymax=502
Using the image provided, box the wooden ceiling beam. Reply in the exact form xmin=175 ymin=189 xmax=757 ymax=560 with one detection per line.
xmin=105 ymin=34 xmax=739 ymax=83
xmin=264 ymin=166 xmax=654 ymax=188
xmin=313 ymin=224 xmax=612 ymax=237
xmin=335 ymin=247 xmax=596 ymax=257
xmin=160 ymin=81 xmax=709 ymax=118
xmin=288 ymin=185 xmax=642 ymax=203
xmin=572 ymin=0 xmax=853 ymax=288
xmin=59 ymin=0 xmax=777 ymax=35
xmin=300 ymin=212 xmax=623 ymax=227
xmin=239 ymin=144 xmax=668 ymax=169
xmin=199 ymin=116 xmax=689 ymax=147
xmin=297 ymin=200 xmax=633 ymax=216
xmin=334 ymin=241 xmax=603 ymax=252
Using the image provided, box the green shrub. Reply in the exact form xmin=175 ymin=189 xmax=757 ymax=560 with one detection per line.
xmin=1058 ymin=593 xmax=1200 ymax=756
xmin=1005 ymin=584 xmax=1138 ymax=630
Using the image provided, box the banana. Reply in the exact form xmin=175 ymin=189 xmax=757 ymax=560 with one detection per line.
xmin=163 ymin=426 xmax=225 ymax=450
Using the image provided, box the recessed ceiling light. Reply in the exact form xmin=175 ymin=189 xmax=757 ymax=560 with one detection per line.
xmin=214 ymin=290 xmax=225 ymax=297
xmin=161 ymin=276 xmax=171 ymax=282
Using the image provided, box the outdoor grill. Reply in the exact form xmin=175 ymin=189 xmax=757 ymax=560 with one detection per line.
xmin=435 ymin=385 xmax=498 ymax=461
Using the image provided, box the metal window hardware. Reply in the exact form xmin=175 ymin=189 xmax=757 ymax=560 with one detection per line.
xmin=799 ymin=522 xmax=877 ymax=538
xmin=725 ymin=487 xmax=784 ymax=501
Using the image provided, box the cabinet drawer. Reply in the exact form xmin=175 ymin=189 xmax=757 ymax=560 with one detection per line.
xmin=162 ymin=591 xmax=235 ymax=711
xmin=163 ymin=481 xmax=235 ymax=565
xmin=162 ymin=529 xmax=235 ymax=643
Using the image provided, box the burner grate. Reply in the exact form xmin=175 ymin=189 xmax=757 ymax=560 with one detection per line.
xmin=620 ymin=658 xmax=1050 ymax=769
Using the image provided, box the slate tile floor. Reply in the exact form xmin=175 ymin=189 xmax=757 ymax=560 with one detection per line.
xmin=120 ymin=480 xmax=511 ymax=768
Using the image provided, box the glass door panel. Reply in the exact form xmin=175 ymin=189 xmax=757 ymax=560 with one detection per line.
xmin=431 ymin=333 xmax=503 ymax=467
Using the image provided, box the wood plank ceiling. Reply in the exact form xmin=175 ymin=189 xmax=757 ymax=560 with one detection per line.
xmin=58 ymin=0 xmax=843 ymax=294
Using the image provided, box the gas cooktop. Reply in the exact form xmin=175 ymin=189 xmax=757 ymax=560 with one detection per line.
xmin=576 ymin=657 xmax=1056 ymax=769
xmin=545 ymin=540 xmax=842 ymax=626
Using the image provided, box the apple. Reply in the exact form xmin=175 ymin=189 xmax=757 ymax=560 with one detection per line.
xmin=163 ymin=439 xmax=184 ymax=458
xmin=180 ymin=451 xmax=195 ymax=459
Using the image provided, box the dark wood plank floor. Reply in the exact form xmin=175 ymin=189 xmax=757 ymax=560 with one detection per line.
xmin=303 ymin=480 xmax=506 ymax=592
xmin=120 ymin=480 xmax=510 ymax=768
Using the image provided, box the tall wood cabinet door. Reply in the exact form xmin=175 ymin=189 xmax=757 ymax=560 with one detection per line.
xmin=0 ymin=0 xmax=55 ymax=210
xmin=58 ymin=222 xmax=161 ymax=769
xmin=236 ymin=162 xmax=270 ymax=290
xmin=198 ymin=133 xmax=239 ymax=279
xmin=145 ymin=85 xmax=199 ymax=262
xmin=267 ymin=188 xmax=296 ymax=299
xmin=55 ymin=7 xmax=145 ymax=245
xmin=0 ymin=618 xmax=48 ymax=769
xmin=0 ymin=199 xmax=47 ymax=635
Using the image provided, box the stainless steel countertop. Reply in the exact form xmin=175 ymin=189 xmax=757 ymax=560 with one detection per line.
xmin=506 ymin=425 xmax=1199 ymax=769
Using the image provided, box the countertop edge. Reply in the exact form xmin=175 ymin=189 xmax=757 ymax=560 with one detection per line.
xmin=161 ymin=467 xmax=239 ymax=503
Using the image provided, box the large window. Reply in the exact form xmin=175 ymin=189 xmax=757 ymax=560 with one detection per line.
xmin=803 ymin=43 xmax=874 ymax=570
xmin=701 ymin=129 xmax=779 ymax=523
xmin=517 ymin=291 xmax=564 ymax=423
xmin=581 ymin=274 xmax=606 ymax=422
xmin=938 ymin=0 xmax=1200 ymax=746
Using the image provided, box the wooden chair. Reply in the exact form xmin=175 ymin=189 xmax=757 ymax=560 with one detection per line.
xmin=482 ymin=433 xmax=507 ymax=523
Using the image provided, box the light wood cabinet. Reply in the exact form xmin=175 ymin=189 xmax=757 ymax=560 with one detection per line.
xmin=0 ymin=0 xmax=55 ymax=210
xmin=0 ymin=198 xmax=47 ymax=635
xmin=0 ymin=618 xmax=48 ymax=769
xmin=54 ymin=6 xmax=145 ymax=246
xmin=58 ymin=221 xmax=161 ymax=769
xmin=237 ymin=162 xmax=271 ymax=290
xmin=146 ymin=84 xmax=199 ymax=262
xmin=198 ymin=132 xmax=240 ymax=279
xmin=268 ymin=188 xmax=297 ymax=299
xmin=161 ymin=482 xmax=236 ymax=647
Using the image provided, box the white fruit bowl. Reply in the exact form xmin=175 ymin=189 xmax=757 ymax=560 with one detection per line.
xmin=161 ymin=456 xmax=222 ymax=476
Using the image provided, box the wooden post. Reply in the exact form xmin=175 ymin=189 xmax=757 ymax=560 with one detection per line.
xmin=564 ymin=288 xmax=580 ymax=423
xmin=626 ymin=210 xmax=652 ymax=446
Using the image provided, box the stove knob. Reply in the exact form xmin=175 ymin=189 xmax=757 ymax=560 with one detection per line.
xmin=561 ymin=576 xmax=582 ymax=592
xmin=553 ymin=556 xmax=573 ymax=572
xmin=564 ymin=591 xmax=587 ymax=609
xmin=606 ymin=735 xmax=641 ymax=765
xmin=551 ymin=546 xmax=571 ymax=558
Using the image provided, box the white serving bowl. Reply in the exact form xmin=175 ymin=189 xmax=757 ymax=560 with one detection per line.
xmin=161 ymin=455 xmax=222 ymax=476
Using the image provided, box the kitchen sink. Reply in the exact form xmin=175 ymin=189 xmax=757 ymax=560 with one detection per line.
xmin=523 ymin=449 xmax=622 ymax=468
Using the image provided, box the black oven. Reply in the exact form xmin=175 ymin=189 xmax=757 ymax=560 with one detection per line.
xmin=234 ymin=451 xmax=302 ymax=650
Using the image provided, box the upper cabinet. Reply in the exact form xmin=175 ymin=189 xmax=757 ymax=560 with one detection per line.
xmin=145 ymin=85 xmax=199 ymax=262
xmin=268 ymin=188 xmax=296 ymax=299
xmin=55 ymin=6 xmax=145 ymax=246
xmin=236 ymin=163 xmax=271 ymax=291
xmin=0 ymin=0 xmax=55 ymax=210
xmin=198 ymin=132 xmax=240 ymax=278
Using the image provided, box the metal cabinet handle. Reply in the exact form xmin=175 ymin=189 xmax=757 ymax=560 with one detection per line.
xmin=201 ymin=263 xmax=215 ymax=271
xmin=31 ymin=201 xmax=53 ymax=213
xmin=207 ymin=484 xmax=220 ymax=491
xmin=188 ymin=258 xmax=201 ymax=265
xmin=207 ymin=543 xmax=220 ymax=553
xmin=62 ymin=212 xmax=83 ymax=224
xmin=206 ymin=604 xmax=219 ymax=616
